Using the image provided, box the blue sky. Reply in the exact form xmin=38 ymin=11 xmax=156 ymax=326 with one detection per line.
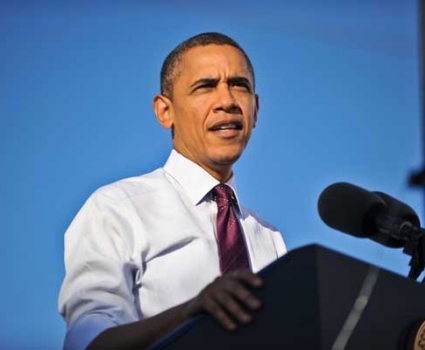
xmin=0 ymin=1 xmax=422 ymax=347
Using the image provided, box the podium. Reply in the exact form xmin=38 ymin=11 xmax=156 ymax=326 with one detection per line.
xmin=151 ymin=245 xmax=425 ymax=350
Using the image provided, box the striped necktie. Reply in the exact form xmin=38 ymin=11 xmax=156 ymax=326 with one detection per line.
xmin=212 ymin=184 xmax=250 ymax=274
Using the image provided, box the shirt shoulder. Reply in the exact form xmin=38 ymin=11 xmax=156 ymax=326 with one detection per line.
xmin=66 ymin=168 xmax=173 ymax=254
xmin=90 ymin=168 xmax=167 ymax=203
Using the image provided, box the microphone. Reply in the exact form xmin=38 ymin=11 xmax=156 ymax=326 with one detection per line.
xmin=370 ymin=191 xmax=420 ymax=248
xmin=318 ymin=182 xmax=420 ymax=247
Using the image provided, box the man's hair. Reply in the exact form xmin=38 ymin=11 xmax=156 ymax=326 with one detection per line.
xmin=160 ymin=32 xmax=256 ymax=99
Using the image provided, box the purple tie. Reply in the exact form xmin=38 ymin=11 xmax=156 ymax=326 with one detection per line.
xmin=212 ymin=184 xmax=250 ymax=274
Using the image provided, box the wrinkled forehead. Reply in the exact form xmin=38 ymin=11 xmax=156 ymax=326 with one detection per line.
xmin=177 ymin=45 xmax=254 ymax=84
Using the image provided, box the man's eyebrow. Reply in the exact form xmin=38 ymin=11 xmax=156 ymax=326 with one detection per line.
xmin=227 ymin=76 xmax=251 ymax=86
xmin=189 ymin=76 xmax=253 ymax=91
xmin=227 ymin=76 xmax=254 ymax=92
xmin=190 ymin=78 xmax=219 ymax=89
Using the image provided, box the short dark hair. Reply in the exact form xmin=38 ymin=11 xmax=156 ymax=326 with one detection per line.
xmin=160 ymin=32 xmax=256 ymax=99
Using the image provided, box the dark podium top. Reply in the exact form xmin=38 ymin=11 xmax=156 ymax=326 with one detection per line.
xmin=151 ymin=244 xmax=425 ymax=350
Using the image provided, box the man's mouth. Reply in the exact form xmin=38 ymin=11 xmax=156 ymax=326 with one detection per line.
xmin=209 ymin=121 xmax=243 ymax=131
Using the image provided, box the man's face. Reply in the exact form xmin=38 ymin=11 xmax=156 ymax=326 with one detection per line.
xmin=157 ymin=44 xmax=258 ymax=181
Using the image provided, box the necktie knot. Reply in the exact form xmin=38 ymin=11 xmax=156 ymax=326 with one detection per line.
xmin=212 ymin=184 xmax=234 ymax=206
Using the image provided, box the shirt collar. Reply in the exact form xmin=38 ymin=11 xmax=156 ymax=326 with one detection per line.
xmin=163 ymin=149 xmax=241 ymax=210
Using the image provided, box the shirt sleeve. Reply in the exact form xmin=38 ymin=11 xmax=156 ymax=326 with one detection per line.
xmin=58 ymin=189 xmax=142 ymax=350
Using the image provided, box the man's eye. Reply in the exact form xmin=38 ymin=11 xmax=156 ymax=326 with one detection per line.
xmin=196 ymin=84 xmax=214 ymax=91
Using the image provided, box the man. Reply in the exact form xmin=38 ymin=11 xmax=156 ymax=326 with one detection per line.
xmin=59 ymin=32 xmax=286 ymax=349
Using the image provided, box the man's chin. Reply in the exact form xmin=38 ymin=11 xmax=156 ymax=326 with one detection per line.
xmin=211 ymin=152 xmax=243 ymax=167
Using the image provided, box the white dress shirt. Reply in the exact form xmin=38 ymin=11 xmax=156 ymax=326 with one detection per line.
xmin=59 ymin=150 xmax=286 ymax=350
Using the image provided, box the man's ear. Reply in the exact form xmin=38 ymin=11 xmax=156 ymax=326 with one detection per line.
xmin=153 ymin=94 xmax=173 ymax=129
xmin=253 ymin=93 xmax=260 ymax=128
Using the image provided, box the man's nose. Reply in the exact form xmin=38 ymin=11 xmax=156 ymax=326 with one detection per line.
xmin=214 ymin=84 xmax=239 ymax=112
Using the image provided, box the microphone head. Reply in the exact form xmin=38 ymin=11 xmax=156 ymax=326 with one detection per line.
xmin=318 ymin=182 xmax=387 ymax=238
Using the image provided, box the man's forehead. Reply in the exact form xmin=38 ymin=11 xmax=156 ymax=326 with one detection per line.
xmin=179 ymin=44 xmax=253 ymax=80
